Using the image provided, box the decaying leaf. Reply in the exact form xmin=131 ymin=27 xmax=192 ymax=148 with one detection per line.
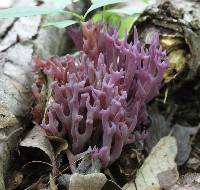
xmin=69 ymin=173 xmax=107 ymax=190
xmin=145 ymin=112 xmax=198 ymax=166
xmin=173 ymin=124 xmax=199 ymax=165
xmin=0 ymin=0 xmax=75 ymax=188
xmin=58 ymin=172 xmax=107 ymax=190
xmin=111 ymin=147 xmax=144 ymax=183
xmin=0 ymin=103 xmax=22 ymax=190
xmin=102 ymin=180 xmax=122 ymax=190
xmin=57 ymin=174 xmax=71 ymax=189
xmin=161 ymin=37 xmax=187 ymax=83
xmin=122 ymin=182 xmax=136 ymax=190
xmin=6 ymin=171 xmax=23 ymax=190
xmin=0 ymin=103 xmax=18 ymax=129
xmin=135 ymin=136 xmax=178 ymax=190
xmin=24 ymin=176 xmax=47 ymax=190
xmin=157 ymin=168 xmax=180 ymax=189
xmin=47 ymin=136 xmax=68 ymax=158
xmin=144 ymin=112 xmax=171 ymax=153
xmin=169 ymin=173 xmax=200 ymax=190
xmin=0 ymin=165 xmax=6 ymax=190
xmin=20 ymin=125 xmax=55 ymax=164
xmin=31 ymin=73 xmax=48 ymax=124
xmin=50 ymin=174 xmax=58 ymax=190
xmin=19 ymin=126 xmax=59 ymax=188
xmin=187 ymin=157 xmax=200 ymax=171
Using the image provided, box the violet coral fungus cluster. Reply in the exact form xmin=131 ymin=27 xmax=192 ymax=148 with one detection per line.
xmin=35 ymin=21 xmax=168 ymax=167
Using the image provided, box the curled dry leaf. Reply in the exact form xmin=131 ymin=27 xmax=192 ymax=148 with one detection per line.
xmin=69 ymin=173 xmax=107 ymax=190
xmin=0 ymin=103 xmax=21 ymax=190
xmin=47 ymin=136 xmax=68 ymax=158
xmin=20 ymin=125 xmax=55 ymax=165
xmin=135 ymin=136 xmax=178 ymax=190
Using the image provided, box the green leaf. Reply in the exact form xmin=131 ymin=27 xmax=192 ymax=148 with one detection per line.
xmin=84 ymin=0 xmax=127 ymax=18
xmin=92 ymin=11 xmax=139 ymax=39
xmin=92 ymin=11 xmax=121 ymax=27
xmin=106 ymin=6 xmax=145 ymax=15
xmin=0 ymin=6 xmax=64 ymax=19
xmin=44 ymin=19 xmax=78 ymax=28
xmin=143 ymin=0 xmax=149 ymax=3
xmin=118 ymin=15 xmax=139 ymax=38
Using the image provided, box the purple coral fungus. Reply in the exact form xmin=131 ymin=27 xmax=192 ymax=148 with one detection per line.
xmin=35 ymin=21 xmax=168 ymax=167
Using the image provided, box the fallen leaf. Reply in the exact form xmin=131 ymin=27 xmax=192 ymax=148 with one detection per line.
xmin=0 ymin=164 xmax=6 ymax=190
xmin=157 ymin=168 xmax=179 ymax=189
xmin=0 ymin=104 xmax=18 ymax=128
xmin=24 ymin=176 xmax=47 ymax=190
xmin=173 ymin=124 xmax=199 ymax=166
xmin=6 ymin=171 xmax=23 ymax=190
xmin=47 ymin=136 xmax=68 ymax=157
xmin=144 ymin=113 xmax=171 ymax=153
xmin=0 ymin=0 xmax=71 ymax=188
xmin=57 ymin=174 xmax=71 ymax=189
xmin=122 ymin=182 xmax=136 ymax=190
xmin=169 ymin=173 xmax=200 ymax=190
xmin=0 ymin=103 xmax=22 ymax=190
xmin=145 ymin=113 xmax=198 ymax=166
xmin=20 ymin=125 xmax=55 ymax=165
xmin=69 ymin=173 xmax=107 ymax=190
xmin=50 ymin=174 xmax=58 ymax=190
xmin=135 ymin=136 xmax=178 ymax=190
xmin=102 ymin=180 xmax=122 ymax=190
xmin=187 ymin=157 xmax=200 ymax=170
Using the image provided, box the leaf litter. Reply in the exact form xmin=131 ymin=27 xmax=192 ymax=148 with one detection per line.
xmin=1 ymin=0 xmax=200 ymax=189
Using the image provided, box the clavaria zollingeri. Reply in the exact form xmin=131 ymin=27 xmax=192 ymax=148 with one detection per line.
xmin=35 ymin=21 xmax=168 ymax=167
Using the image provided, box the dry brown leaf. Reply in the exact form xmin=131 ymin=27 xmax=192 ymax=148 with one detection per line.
xmin=135 ymin=136 xmax=178 ymax=190
xmin=173 ymin=124 xmax=199 ymax=165
xmin=6 ymin=171 xmax=23 ymax=190
xmin=123 ymin=182 xmax=136 ymax=190
xmin=69 ymin=173 xmax=107 ymax=190
xmin=50 ymin=174 xmax=58 ymax=190
xmin=0 ymin=103 xmax=21 ymax=190
xmin=20 ymin=125 xmax=55 ymax=164
xmin=47 ymin=136 xmax=68 ymax=157
xmin=0 ymin=104 xmax=18 ymax=129
xmin=187 ymin=157 xmax=200 ymax=170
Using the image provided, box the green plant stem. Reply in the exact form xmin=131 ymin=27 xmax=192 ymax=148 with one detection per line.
xmin=65 ymin=11 xmax=83 ymax=21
